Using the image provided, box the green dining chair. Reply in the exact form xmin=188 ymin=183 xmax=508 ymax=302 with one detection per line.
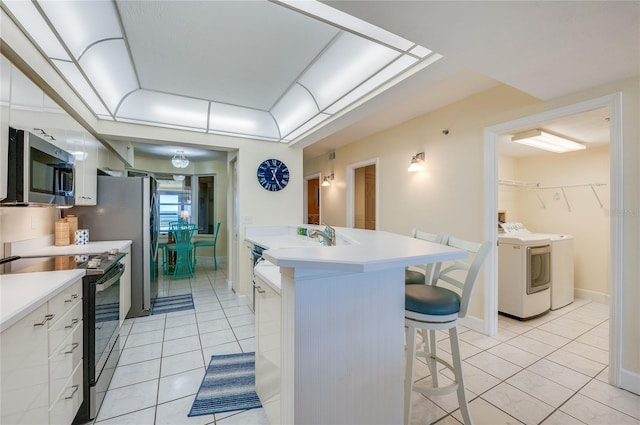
xmin=166 ymin=223 xmax=196 ymax=279
xmin=193 ymin=221 xmax=221 ymax=270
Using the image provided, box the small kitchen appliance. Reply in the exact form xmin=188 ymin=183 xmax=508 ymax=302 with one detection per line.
xmin=1 ymin=127 xmax=75 ymax=206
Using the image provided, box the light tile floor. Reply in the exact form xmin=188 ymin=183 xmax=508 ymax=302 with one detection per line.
xmin=93 ymin=261 xmax=640 ymax=425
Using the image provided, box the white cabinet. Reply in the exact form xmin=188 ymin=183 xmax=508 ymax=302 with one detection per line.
xmin=120 ymin=246 xmax=132 ymax=322
xmin=0 ymin=303 xmax=50 ymax=425
xmin=72 ymin=134 xmax=100 ymax=206
xmin=0 ymin=277 xmax=83 ymax=425
xmin=254 ymin=274 xmax=281 ymax=425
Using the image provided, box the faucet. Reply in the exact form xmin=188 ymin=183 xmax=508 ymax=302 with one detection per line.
xmin=309 ymin=224 xmax=336 ymax=246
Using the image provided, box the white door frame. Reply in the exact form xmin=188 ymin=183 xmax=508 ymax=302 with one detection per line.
xmin=303 ymin=173 xmax=321 ymax=224
xmin=346 ymin=158 xmax=379 ymax=229
xmin=483 ymin=93 xmax=623 ymax=386
xmin=229 ymin=156 xmax=239 ymax=291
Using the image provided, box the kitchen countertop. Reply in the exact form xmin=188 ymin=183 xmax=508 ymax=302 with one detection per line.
xmin=0 ymin=269 xmax=85 ymax=332
xmin=11 ymin=240 xmax=132 ymax=257
xmin=246 ymin=226 xmax=466 ymax=273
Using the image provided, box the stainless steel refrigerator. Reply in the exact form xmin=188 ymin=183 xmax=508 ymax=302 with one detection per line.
xmin=70 ymin=175 xmax=159 ymax=317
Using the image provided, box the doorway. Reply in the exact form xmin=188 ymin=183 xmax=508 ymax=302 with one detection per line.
xmin=304 ymin=173 xmax=321 ymax=225
xmin=346 ymin=158 xmax=379 ymax=229
xmin=484 ymin=93 xmax=624 ymax=387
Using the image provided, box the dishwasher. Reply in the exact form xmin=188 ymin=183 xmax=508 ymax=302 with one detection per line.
xmin=249 ymin=244 xmax=265 ymax=313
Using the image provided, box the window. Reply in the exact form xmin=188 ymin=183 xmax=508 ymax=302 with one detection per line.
xmin=156 ymin=175 xmax=216 ymax=234
xmin=157 ymin=177 xmax=192 ymax=232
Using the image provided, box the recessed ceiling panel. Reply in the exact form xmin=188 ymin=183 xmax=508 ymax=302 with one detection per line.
xmin=300 ymin=32 xmax=400 ymax=110
xmin=79 ymin=39 xmax=138 ymax=112
xmin=209 ymin=103 xmax=279 ymax=140
xmin=117 ymin=0 xmax=339 ymax=110
xmin=38 ymin=0 xmax=122 ymax=59
xmin=118 ymin=90 xmax=209 ymax=130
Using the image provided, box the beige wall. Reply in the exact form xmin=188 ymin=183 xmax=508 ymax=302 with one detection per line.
xmin=305 ymin=78 xmax=640 ymax=382
xmin=499 ymin=147 xmax=611 ymax=296
xmin=0 ymin=207 xmax=57 ymax=254
xmin=305 ymin=85 xmax=543 ymax=319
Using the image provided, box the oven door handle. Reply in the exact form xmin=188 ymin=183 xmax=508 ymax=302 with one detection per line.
xmin=95 ymin=263 xmax=125 ymax=292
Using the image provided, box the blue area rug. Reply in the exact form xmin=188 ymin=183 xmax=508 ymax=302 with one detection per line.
xmin=188 ymin=352 xmax=262 ymax=416
xmin=151 ymin=293 xmax=194 ymax=315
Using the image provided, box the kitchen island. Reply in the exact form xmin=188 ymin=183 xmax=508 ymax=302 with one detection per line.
xmin=245 ymin=226 xmax=467 ymax=425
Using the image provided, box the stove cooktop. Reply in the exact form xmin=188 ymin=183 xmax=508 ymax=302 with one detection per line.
xmin=1 ymin=251 xmax=125 ymax=275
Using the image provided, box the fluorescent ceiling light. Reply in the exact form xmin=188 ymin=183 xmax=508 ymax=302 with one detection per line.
xmin=7 ymin=0 xmax=441 ymax=143
xmin=300 ymin=32 xmax=399 ymax=110
xmin=2 ymin=0 xmax=70 ymax=60
xmin=512 ymin=129 xmax=586 ymax=153
xmin=79 ymin=39 xmax=138 ymax=113
xmin=272 ymin=84 xmax=319 ymax=136
xmin=52 ymin=59 xmax=110 ymax=116
xmin=37 ymin=0 xmax=122 ymax=59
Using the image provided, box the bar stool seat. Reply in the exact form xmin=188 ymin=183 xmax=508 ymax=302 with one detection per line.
xmin=405 ymin=285 xmax=460 ymax=315
xmin=404 ymin=236 xmax=491 ymax=425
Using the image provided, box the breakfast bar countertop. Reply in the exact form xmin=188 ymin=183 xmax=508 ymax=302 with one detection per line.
xmin=246 ymin=226 xmax=465 ymax=273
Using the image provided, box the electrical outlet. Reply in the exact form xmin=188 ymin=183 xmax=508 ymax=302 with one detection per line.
xmin=242 ymin=216 xmax=253 ymax=224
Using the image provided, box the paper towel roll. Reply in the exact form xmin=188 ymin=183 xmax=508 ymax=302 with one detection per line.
xmin=74 ymin=229 xmax=89 ymax=245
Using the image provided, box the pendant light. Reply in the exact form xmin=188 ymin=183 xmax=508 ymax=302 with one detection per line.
xmin=171 ymin=150 xmax=189 ymax=168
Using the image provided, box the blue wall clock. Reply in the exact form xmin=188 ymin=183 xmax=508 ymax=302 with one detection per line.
xmin=257 ymin=159 xmax=290 ymax=192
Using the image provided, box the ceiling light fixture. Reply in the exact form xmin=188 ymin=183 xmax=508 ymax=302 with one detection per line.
xmin=171 ymin=150 xmax=189 ymax=168
xmin=322 ymin=174 xmax=334 ymax=187
xmin=173 ymin=175 xmax=185 ymax=182
xmin=512 ymin=129 xmax=586 ymax=153
xmin=408 ymin=152 xmax=425 ymax=172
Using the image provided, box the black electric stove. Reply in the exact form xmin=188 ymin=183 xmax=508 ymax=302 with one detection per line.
xmin=1 ymin=251 xmax=125 ymax=275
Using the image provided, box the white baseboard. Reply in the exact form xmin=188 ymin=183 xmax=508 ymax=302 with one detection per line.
xmin=574 ymin=288 xmax=609 ymax=305
xmin=459 ymin=315 xmax=484 ymax=333
xmin=620 ymin=367 xmax=640 ymax=396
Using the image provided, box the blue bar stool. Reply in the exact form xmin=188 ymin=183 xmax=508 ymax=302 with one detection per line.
xmin=404 ymin=236 xmax=491 ymax=425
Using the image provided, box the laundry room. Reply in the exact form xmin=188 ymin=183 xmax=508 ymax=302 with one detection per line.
xmin=497 ymin=107 xmax=611 ymax=319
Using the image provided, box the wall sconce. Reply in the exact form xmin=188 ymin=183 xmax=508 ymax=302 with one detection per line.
xmin=322 ymin=174 xmax=334 ymax=187
xmin=408 ymin=152 xmax=425 ymax=172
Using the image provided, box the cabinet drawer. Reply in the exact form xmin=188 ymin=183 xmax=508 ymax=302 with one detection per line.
xmin=49 ymin=323 xmax=83 ymax=405
xmin=0 ymin=304 xmax=49 ymax=425
xmin=49 ymin=301 xmax=82 ymax=356
xmin=49 ymin=362 xmax=83 ymax=425
xmin=48 ymin=280 xmax=82 ymax=326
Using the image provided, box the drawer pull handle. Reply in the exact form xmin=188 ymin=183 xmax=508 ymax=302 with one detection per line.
xmin=33 ymin=314 xmax=54 ymax=327
xmin=64 ymin=385 xmax=79 ymax=400
xmin=64 ymin=342 xmax=80 ymax=354
xmin=64 ymin=294 xmax=79 ymax=303
xmin=65 ymin=318 xmax=80 ymax=329
xmin=256 ymin=286 xmax=266 ymax=294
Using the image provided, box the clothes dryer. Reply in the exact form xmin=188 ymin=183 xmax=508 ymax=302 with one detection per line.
xmin=498 ymin=227 xmax=551 ymax=319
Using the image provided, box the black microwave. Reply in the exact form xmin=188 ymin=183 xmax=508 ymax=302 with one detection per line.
xmin=2 ymin=127 xmax=75 ymax=206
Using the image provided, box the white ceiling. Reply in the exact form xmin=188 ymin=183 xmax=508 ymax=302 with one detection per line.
xmin=3 ymin=1 xmax=638 ymax=161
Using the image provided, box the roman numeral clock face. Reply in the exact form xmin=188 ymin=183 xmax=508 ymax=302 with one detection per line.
xmin=257 ymin=159 xmax=290 ymax=192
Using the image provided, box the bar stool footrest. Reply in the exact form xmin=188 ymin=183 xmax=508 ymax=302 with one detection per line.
xmin=413 ymin=381 xmax=459 ymax=397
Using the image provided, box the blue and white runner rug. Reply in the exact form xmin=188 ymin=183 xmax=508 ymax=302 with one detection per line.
xmin=189 ymin=352 xmax=262 ymax=416
xmin=151 ymin=293 xmax=194 ymax=315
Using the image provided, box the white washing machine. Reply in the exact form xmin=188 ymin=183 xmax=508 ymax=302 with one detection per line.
xmin=498 ymin=223 xmax=575 ymax=317
xmin=498 ymin=225 xmax=552 ymax=319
